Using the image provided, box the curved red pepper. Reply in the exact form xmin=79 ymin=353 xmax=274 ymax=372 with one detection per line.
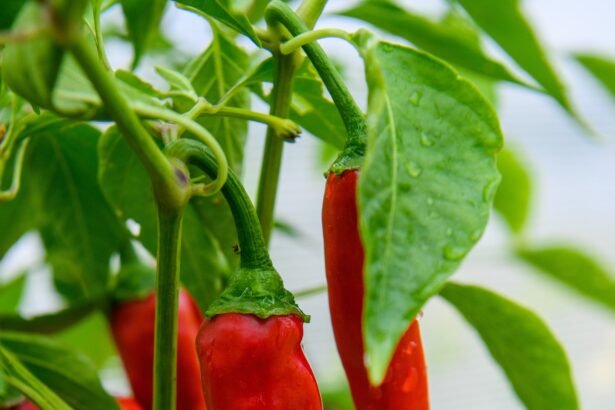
xmin=197 ymin=313 xmax=321 ymax=410
xmin=111 ymin=289 xmax=206 ymax=410
xmin=322 ymin=170 xmax=429 ymax=409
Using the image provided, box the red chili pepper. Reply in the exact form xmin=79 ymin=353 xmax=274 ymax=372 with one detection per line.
xmin=322 ymin=170 xmax=429 ymax=409
xmin=164 ymin=140 xmax=322 ymax=410
xmin=197 ymin=313 xmax=321 ymax=410
xmin=111 ymin=289 xmax=206 ymax=410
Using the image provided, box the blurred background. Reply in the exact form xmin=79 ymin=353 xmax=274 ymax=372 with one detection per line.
xmin=1 ymin=0 xmax=615 ymax=408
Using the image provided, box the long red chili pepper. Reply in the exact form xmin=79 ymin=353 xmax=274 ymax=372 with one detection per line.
xmin=111 ymin=289 xmax=206 ymax=410
xmin=322 ymin=170 xmax=429 ymax=409
xmin=165 ymin=139 xmax=322 ymax=410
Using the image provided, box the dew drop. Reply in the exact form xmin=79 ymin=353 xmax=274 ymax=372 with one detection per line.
xmin=482 ymin=178 xmax=499 ymax=201
xmin=443 ymin=245 xmax=467 ymax=261
xmin=420 ymin=132 xmax=434 ymax=147
xmin=409 ymin=91 xmax=422 ymax=106
xmin=405 ymin=161 xmax=422 ymax=177
xmin=426 ymin=197 xmax=434 ymax=205
xmin=401 ymin=368 xmax=418 ymax=393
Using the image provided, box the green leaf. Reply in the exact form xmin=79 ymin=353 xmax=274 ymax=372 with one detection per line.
xmin=0 ymin=0 xmax=25 ymax=30
xmin=0 ymin=275 xmax=27 ymax=313
xmin=55 ymin=313 xmax=117 ymax=371
xmin=518 ymin=246 xmax=615 ymax=312
xmin=574 ymin=54 xmax=615 ymax=102
xmin=0 ymin=332 xmax=120 ymax=410
xmin=454 ymin=0 xmax=580 ymax=121
xmin=98 ymin=127 xmax=232 ymax=309
xmin=493 ymin=147 xmax=531 ymax=233
xmin=24 ymin=121 xmax=124 ymax=299
xmin=2 ymin=2 xmax=65 ymax=108
xmin=174 ymin=0 xmax=262 ymax=47
xmin=184 ymin=25 xmax=250 ymax=173
xmin=340 ymin=0 xmax=528 ymax=87
xmin=354 ymin=32 xmax=502 ymax=383
xmin=0 ymin=345 xmax=71 ymax=410
xmin=441 ymin=282 xmax=578 ymax=409
xmin=120 ymin=0 xmax=168 ymax=66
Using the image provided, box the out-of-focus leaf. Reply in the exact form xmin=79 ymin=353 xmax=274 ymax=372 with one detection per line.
xmin=354 ymin=31 xmax=502 ymax=383
xmin=0 ymin=0 xmax=25 ymax=29
xmin=575 ymin=54 xmax=615 ymax=102
xmin=119 ymin=0 xmax=167 ymax=66
xmin=441 ymin=282 xmax=578 ymax=410
xmin=455 ymin=0 xmax=582 ymax=124
xmin=0 ymin=332 xmax=120 ymax=410
xmin=174 ymin=0 xmax=261 ymax=47
xmin=493 ymin=147 xmax=531 ymax=233
xmin=184 ymin=24 xmax=250 ymax=173
xmin=0 ymin=275 xmax=27 ymax=313
xmin=23 ymin=121 xmax=123 ymax=300
xmin=340 ymin=0 xmax=528 ymax=87
xmin=98 ymin=128 xmax=232 ymax=309
xmin=55 ymin=313 xmax=117 ymax=371
xmin=518 ymin=246 xmax=615 ymax=312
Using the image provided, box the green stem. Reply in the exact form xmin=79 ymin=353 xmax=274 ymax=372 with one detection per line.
xmin=166 ymin=140 xmax=272 ymax=270
xmin=132 ymin=103 xmax=228 ymax=195
xmin=266 ymin=1 xmax=367 ymax=153
xmin=297 ymin=0 xmax=329 ymax=29
xmin=68 ymin=36 xmax=178 ymax=202
xmin=92 ymin=1 xmax=111 ymax=70
xmin=153 ymin=208 xmax=185 ymax=410
xmin=280 ymin=28 xmax=351 ymax=55
xmin=255 ymin=52 xmax=297 ymax=246
xmin=0 ymin=139 xmax=30 ymax=203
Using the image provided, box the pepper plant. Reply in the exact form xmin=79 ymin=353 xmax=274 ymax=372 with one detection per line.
xmin=0 ymin=0 xmax=613 ymax=409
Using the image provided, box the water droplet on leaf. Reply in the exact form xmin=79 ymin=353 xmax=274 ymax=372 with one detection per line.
xmin=443 ymin=245 xmax=467 ymax=261
xmin=409 ymin=91 xmax=422 ymax=106
xmin=405 ymin=161 xmax=422 ymax=177
xmin=420 ymin=132 xmax=434 ymax=147
xmin=427 ymin=197 xmax=434 ymax=205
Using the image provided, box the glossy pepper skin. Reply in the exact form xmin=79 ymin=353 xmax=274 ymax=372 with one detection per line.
xmin=111 ymin=289 xmax=206 ymax=410
xmin=322 ymin=170 xmax=429 ymax=409
xmin=197 ymin=313 xmax=321 ymax=410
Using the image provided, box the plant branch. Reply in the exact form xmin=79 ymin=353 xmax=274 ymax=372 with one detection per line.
xmin=280 ymin=28 xmax=351 ymax=55
xmin=153 ymin=207 xmax=185 ymax=410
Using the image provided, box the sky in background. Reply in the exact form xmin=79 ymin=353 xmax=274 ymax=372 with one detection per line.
xmin=2 ymin=0 xmax=615 ymax=408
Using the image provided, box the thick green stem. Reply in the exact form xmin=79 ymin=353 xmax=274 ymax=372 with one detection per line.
xmin=153 ymin=208 xmax=185 ymax=410
xmin=166 ymin=140 xmax=272 ymax=271
xmin=280 ymin=28 xmax=351 ymax=55
xmin=297 ymin=0 xmax=329 ymax=29
xmin=266 ymin=1 xmax=367 ymax=159
xmin=255 ymin=52 xmax=298 ymax=246
xmin=68 ymin=36 xmax=178 ymax=201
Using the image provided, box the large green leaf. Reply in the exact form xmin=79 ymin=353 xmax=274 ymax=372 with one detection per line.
xmin=98 ymin=127 xmax=232 ymax=309
xmin=120 ymin=0 xmax=168 ymax=66
xmin=0 ymin=0 xmax=25 ymax=29
xmin=441 ymin=282 xmax=578 ymax=409
xmin=493 ymin=147 xmax=532 ymax=234
xmin=24 ymin=121 xmax=123 ymax=300
xmin=0 ymin=332 xmax=120 ymax=410
xmin=575 ymin=54 xmax=615 ymax=101
xmin=184 ymin=24 xmax=250 ymax=173
xmin=174 ymin=0 xmax=261 ymax=47
xmin=340 ymin=0 xmax=528 ymax=87
xmin=355 ymin=32 xmax=502 ymax=382
xmin=518 ymin=246 xmax=615 ymax=312
xmin=455 ymin=0 xmax=579 ymax=120
xmin=0 ymin=275 xmax=26 ymax=313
